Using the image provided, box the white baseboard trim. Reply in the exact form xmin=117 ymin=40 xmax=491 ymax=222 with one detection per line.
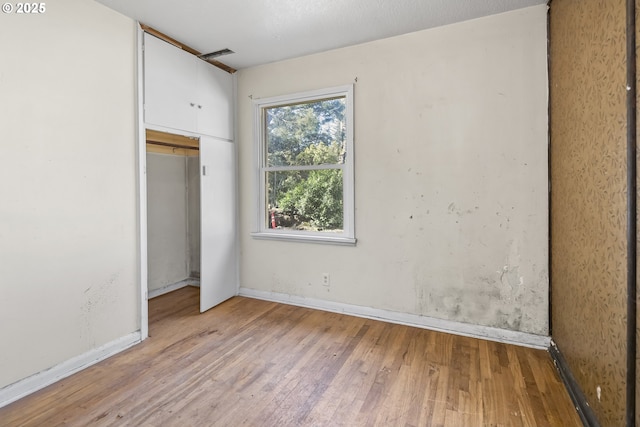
xmin=148 ymin=278 xmax=200 ymax=299
xmin=0 ymin=331 xmax=141 ymax=409
xmin=238 ymin=288 xmax=551 ymax=350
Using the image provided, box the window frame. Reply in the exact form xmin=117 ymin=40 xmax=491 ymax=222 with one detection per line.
xmin=251 ymin=85 xmax=355 ymax=245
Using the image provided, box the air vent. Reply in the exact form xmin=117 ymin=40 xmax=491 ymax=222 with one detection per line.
xmin=199 ymin=49 xmax=234 ymax=60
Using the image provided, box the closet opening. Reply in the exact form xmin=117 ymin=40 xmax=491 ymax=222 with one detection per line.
xmin=145 ymin=129 xmax=201 ymax=301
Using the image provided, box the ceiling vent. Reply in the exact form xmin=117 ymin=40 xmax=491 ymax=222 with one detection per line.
xmin=199 ymin=48 xmax=234 ymax=60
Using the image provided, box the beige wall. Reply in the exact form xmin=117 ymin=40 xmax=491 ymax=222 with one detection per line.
xmin=0 ymin=0 xmax=138 ymax=388
xmin=550 ymin=0 xmax=628 ymax=425
xmin=237 ymin=6 xmax=549 ymax=335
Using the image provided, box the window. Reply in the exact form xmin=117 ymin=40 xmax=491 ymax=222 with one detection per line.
xmin=252 ymin=85 xmax=355 ymax=244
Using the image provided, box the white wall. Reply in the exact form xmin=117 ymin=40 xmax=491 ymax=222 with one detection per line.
xmin=147 ymin=153 xmax=189 ymax=291
xmin=237 ymin=6 xmax=549 ymax=335
xmin=0 ymin=0 xmax=138 ymax=389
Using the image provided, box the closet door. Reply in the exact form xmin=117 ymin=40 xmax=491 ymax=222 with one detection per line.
xmin=196 ymin=60 xmax=234 ymax=140
xmin=199 ymin=136 xmax=236 ymax=312
xmin=143 ymin=33 xmax=198 ymax=132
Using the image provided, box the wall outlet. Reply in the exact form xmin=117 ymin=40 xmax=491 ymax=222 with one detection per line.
xmin=322 ymin=273 xmax=330 ymax=287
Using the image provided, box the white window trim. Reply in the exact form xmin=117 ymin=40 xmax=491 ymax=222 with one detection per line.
xmin=251 ymin=85 xmax=355 ymax=245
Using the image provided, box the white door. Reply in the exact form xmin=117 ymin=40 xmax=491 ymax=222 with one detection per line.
xmin=196 ymin=60 xmax=234 ymax=140
xmin=199 ymin=136 xmax=237 ymax=312
xmin=144 ymin=33 xmax=198 ymax=133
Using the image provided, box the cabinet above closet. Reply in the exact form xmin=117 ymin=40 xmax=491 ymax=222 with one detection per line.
xmin=143 ymin=33 xmax=233 ymax=141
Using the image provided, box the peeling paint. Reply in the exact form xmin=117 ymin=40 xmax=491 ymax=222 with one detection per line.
xmin=499 ymin=265 xmax=522 ymax=293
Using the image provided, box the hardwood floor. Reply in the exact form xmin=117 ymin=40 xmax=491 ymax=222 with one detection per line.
xmin=0 ymin=287 xmax=581 ymax=426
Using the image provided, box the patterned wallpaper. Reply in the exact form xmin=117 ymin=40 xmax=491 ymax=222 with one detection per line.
xmin=550 ymin=0 xmax=628 ymax=425
xmin=636 ymin=2 xmax=640 ymax=425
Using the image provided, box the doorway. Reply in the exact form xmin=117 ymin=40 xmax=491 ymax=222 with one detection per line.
xmin=143 ymin=128 xmax=238 ymax=316
xmin=146 ymin=129 xmax=201 ymax=300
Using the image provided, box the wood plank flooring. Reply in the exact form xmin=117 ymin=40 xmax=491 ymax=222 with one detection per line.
xmin=0 ymin=287 xmax=581 ymax=426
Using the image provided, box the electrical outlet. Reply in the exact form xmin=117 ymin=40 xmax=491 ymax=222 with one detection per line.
xmin=322 ymin=273 xmax=330 ymax=287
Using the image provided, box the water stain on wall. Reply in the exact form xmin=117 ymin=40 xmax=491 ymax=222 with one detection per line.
xmin=414 ymin=262 xmax=543 ymax=333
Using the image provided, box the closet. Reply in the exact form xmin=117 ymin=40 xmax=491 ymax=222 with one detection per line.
xmin=146 ymin=131 xmax=201 ymax=298
xmin=143 ymin=32 xmax=236 ymax=312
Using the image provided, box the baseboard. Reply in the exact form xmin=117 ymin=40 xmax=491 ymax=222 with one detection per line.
xmin=549 ymin=340 xmax=601 ymax=426
xmin=148 ymin=278 xmax=200 ymax=299
xmin=0 ymin=331 xmax=141 ymax=409
xmin=238 ymin=288 xmax=551 ymax=349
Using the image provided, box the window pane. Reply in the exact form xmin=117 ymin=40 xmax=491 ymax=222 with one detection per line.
xmin=266 ymin=169 xmax=343 ymax=232
xmin=265 ymin=97 xmax=346 ymax=167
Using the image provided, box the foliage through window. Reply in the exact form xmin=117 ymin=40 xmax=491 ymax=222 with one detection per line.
xmin=253 ymin=86 xmax=354 ymax=244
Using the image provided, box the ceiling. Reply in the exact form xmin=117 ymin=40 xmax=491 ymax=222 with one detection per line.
xmin=95 ymin=0 xmax=547 ymax=70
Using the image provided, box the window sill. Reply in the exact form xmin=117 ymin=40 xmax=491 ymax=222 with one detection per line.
xmin=251 ymin=231 xmax=356 ymax=246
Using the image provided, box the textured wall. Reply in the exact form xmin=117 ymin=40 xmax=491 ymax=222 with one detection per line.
xmin=238 ymin=6 xmax=549 ymax=335
xmin=550 ymin=0 xmax=628 ymax=425
xmin=636 ymin=2 xmax=640 ymax=424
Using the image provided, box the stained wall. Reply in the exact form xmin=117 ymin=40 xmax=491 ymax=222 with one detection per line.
xmin=237 ymin=6 xmax=550 ymax=335
xmin=550 ymin=0 xmax=628 ymax=425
